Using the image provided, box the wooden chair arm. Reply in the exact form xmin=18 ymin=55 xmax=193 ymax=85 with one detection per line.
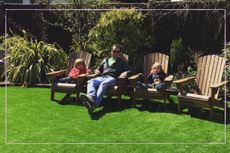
xmin=78 ymin=74 xmax=87 ymax=78
xmin=173 ymin=77 xmax=195 ymax=96
xmin=210 ymin=81 xmax=229 ymax=99
xmin=164 ymin=75 xmax=174 ymax=82
xmin=87 ymin=73 xmax=98 ymax=79
xmin=128 ymin=73 xmax=143 ymax=86
xmin=210 ymin=81 xmax=229 ymax=89
xmin=46 ymin=70 xmax=66 ymax=78
xmin=128 ymin=73 xmax=143 ymax=80
xmin=173 ymin=77 xmax=195 ymax=84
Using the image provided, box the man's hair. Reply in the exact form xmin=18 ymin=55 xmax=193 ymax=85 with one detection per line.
xmin=74 ymin=58 xmax=85 ymax=67
xmin=111 ymin=44 xmax=121 ymax=51
xmin=152 ymin=62 xmax=162 ymax=70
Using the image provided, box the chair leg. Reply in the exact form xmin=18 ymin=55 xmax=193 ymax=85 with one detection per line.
xmin=51 ymin=91 xmax=55 ymax=101
xmin=163 ymin=98 xmax=166 ymax=110
xmin=76 ymin=93 xmax=80 ymax=103
xmin=209 ymin=107 xmax=213 ymax=120
xmin=178 ymin=102 xmax=182 ymax=114
xmin=118 ymin=95 xmax=121 ymax=106
xmin=132 ymin=96 xmax=136 ymax=106
xmin=107 ymin=95 xmax=112 ymax=101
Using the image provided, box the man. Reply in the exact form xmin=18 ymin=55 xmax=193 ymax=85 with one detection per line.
xmin=80 ymin=44 xmax=132 ymax=114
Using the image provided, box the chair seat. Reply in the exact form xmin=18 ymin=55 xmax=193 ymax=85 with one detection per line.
xmin=56 ymin=83 xmax=77 ymax=88
xmin=52 ymin=83 xmax=77 ymax=90
xmin=178 ymin=93 xmax=210 ymax=101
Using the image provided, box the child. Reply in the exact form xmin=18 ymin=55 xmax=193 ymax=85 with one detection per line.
xmin=58 ymin=58 xmax=91 ymax=83
xmin=146 ymin=62 xmax=167 ymax=91
xmin=58 ymin=58 xmax=91 ymax=104
xmin=138 ymin=62 xmax=167 ymax=91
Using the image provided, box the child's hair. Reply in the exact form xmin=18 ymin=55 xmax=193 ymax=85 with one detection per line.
xmin=74 ymin=58 xmax=86 ymax=67
xmin=152 ymin=62 xmax=162 ymax=70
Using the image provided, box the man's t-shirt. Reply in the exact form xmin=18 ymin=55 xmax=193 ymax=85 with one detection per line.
xmin=108 ymin=57 xmax=116 ymax=67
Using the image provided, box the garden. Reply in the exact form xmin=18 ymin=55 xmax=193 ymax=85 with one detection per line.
xmin=0 ymin=0 xmax=230 ymax=152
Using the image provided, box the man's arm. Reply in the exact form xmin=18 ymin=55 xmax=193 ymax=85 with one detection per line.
xmin=120 ymin=59 xmax=133 ymax=78
xmin=94 ymin=58 xmax=107 ymax=75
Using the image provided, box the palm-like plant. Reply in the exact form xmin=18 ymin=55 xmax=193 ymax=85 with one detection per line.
xmin=4 ymin=34 xmax=67 ymax=85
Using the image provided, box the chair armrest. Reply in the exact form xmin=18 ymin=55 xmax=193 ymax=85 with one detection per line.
xmin=210 ymin=81 xmax=229 ymax=89
xmin=164 ymin=75 xmax=174 ymax=82
xmin=128 ymin=73 xmax=143 ymax=86
xmin=128 ymin=73 xmax=143 ymax=80
xmin=87 ymin=73 xmax=98 ymax=79
xmin=78 ymin=74 xmax=87 ymax=78
xmin=173 ymin=77 xmax=195 ymax=96
xmin=46 ymin=70 xmax=66 ymax=78
xmin=210 ymin=81 xmax=229 ymax=99
xmin=173 ymin=77 xmax=195 ymax=85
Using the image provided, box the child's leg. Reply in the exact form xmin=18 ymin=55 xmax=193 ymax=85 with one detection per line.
xmin=58 ymin=76 xmax=71 ymax=83
xmin=155 ymin=83 xmax=166 ymax=91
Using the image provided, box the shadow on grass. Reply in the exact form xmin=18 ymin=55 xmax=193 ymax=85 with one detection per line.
xmin=53 ymin=96 xmax=84 ymax=107
xmin=53 ymin=95 xmax=229 ymax=124
xmin=135 ymin=99 xmax=229 ymax=124
xmin=91 ymin=98 xmax=133 ymax=120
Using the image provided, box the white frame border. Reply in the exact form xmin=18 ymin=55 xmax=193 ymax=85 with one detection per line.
xmin=4 ymin=8 xmax=227 ymax=145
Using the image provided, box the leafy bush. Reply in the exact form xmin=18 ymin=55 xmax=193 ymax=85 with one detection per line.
xmin=41 ymin=0 xmax=108 ymax=52
xmin=4 ymin=33 xmax=67 ymax=85
xmin=88 ymin=9 xmax=155 ymax=70
xmin=170 ymin=37 xmax=187 ymax=74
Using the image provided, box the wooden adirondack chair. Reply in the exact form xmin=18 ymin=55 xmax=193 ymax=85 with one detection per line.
xmin=128 ymin=52 xmax=174 ymax=106
xmin=174 ymin=55 xmax=228 ymax=119
xmin=46 ymin=51 xmax=92 ymax=102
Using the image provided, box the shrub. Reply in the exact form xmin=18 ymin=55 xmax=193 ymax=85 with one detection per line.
xmin=3 ymin=33 xmax=67 ymax=85
xmin=88 ymin=9 xmax=155 ymax=70
xmin=170 ymin=37 xmax=187 ymax=75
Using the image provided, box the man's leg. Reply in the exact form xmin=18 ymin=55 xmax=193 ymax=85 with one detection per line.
xmin=80 ymin=77 xmax=104 ymax=114
xmin=95 ymin=76 xmax=117 ymax=105
xmin=87 ymin=76 xmax=103 ymax=99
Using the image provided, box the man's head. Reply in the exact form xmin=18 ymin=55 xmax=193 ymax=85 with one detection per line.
xmin=111 ymin=44 xmax=121 ymax=59
xmin=74 ymin=58 xmax=86 ymax=70
xmin=151 ymin=62 xmax=162 ymax=73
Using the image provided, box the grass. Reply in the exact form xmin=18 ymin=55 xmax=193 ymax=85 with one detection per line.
xmin=0 ymin=86 xmax=230 ymax=152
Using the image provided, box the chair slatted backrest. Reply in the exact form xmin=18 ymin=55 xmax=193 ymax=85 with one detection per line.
xmin=67 ymin=51 xmax=92 ymax=74
xmin=196 ymin=55 xmax=225 ymax=98
xmin=143 ymin=53 xmax=169 ymax=79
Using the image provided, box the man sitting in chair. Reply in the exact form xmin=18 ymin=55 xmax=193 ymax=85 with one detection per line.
xmin=80 ymin=44 xmax=132 ymax=114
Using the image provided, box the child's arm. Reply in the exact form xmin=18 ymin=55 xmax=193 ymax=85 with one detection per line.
xmin=147 ymin=73 xmax=154 ymax=83
xmin=158 ymin=71 xmax=167 ymax=82
xmin=86 ymin=69 xmax=92 ymax=75
xmin=68 ymin=68 xmax=80 ymax=79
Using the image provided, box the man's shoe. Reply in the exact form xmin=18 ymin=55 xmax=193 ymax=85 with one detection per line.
xmin=83 ymin=100 xmax=93 ymax=114
xmin=80 ymin=94 xmax=97 ymax=114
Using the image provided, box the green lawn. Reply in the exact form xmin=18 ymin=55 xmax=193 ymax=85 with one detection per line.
xmin=0 ymin=87 xmax=230 ymax=152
